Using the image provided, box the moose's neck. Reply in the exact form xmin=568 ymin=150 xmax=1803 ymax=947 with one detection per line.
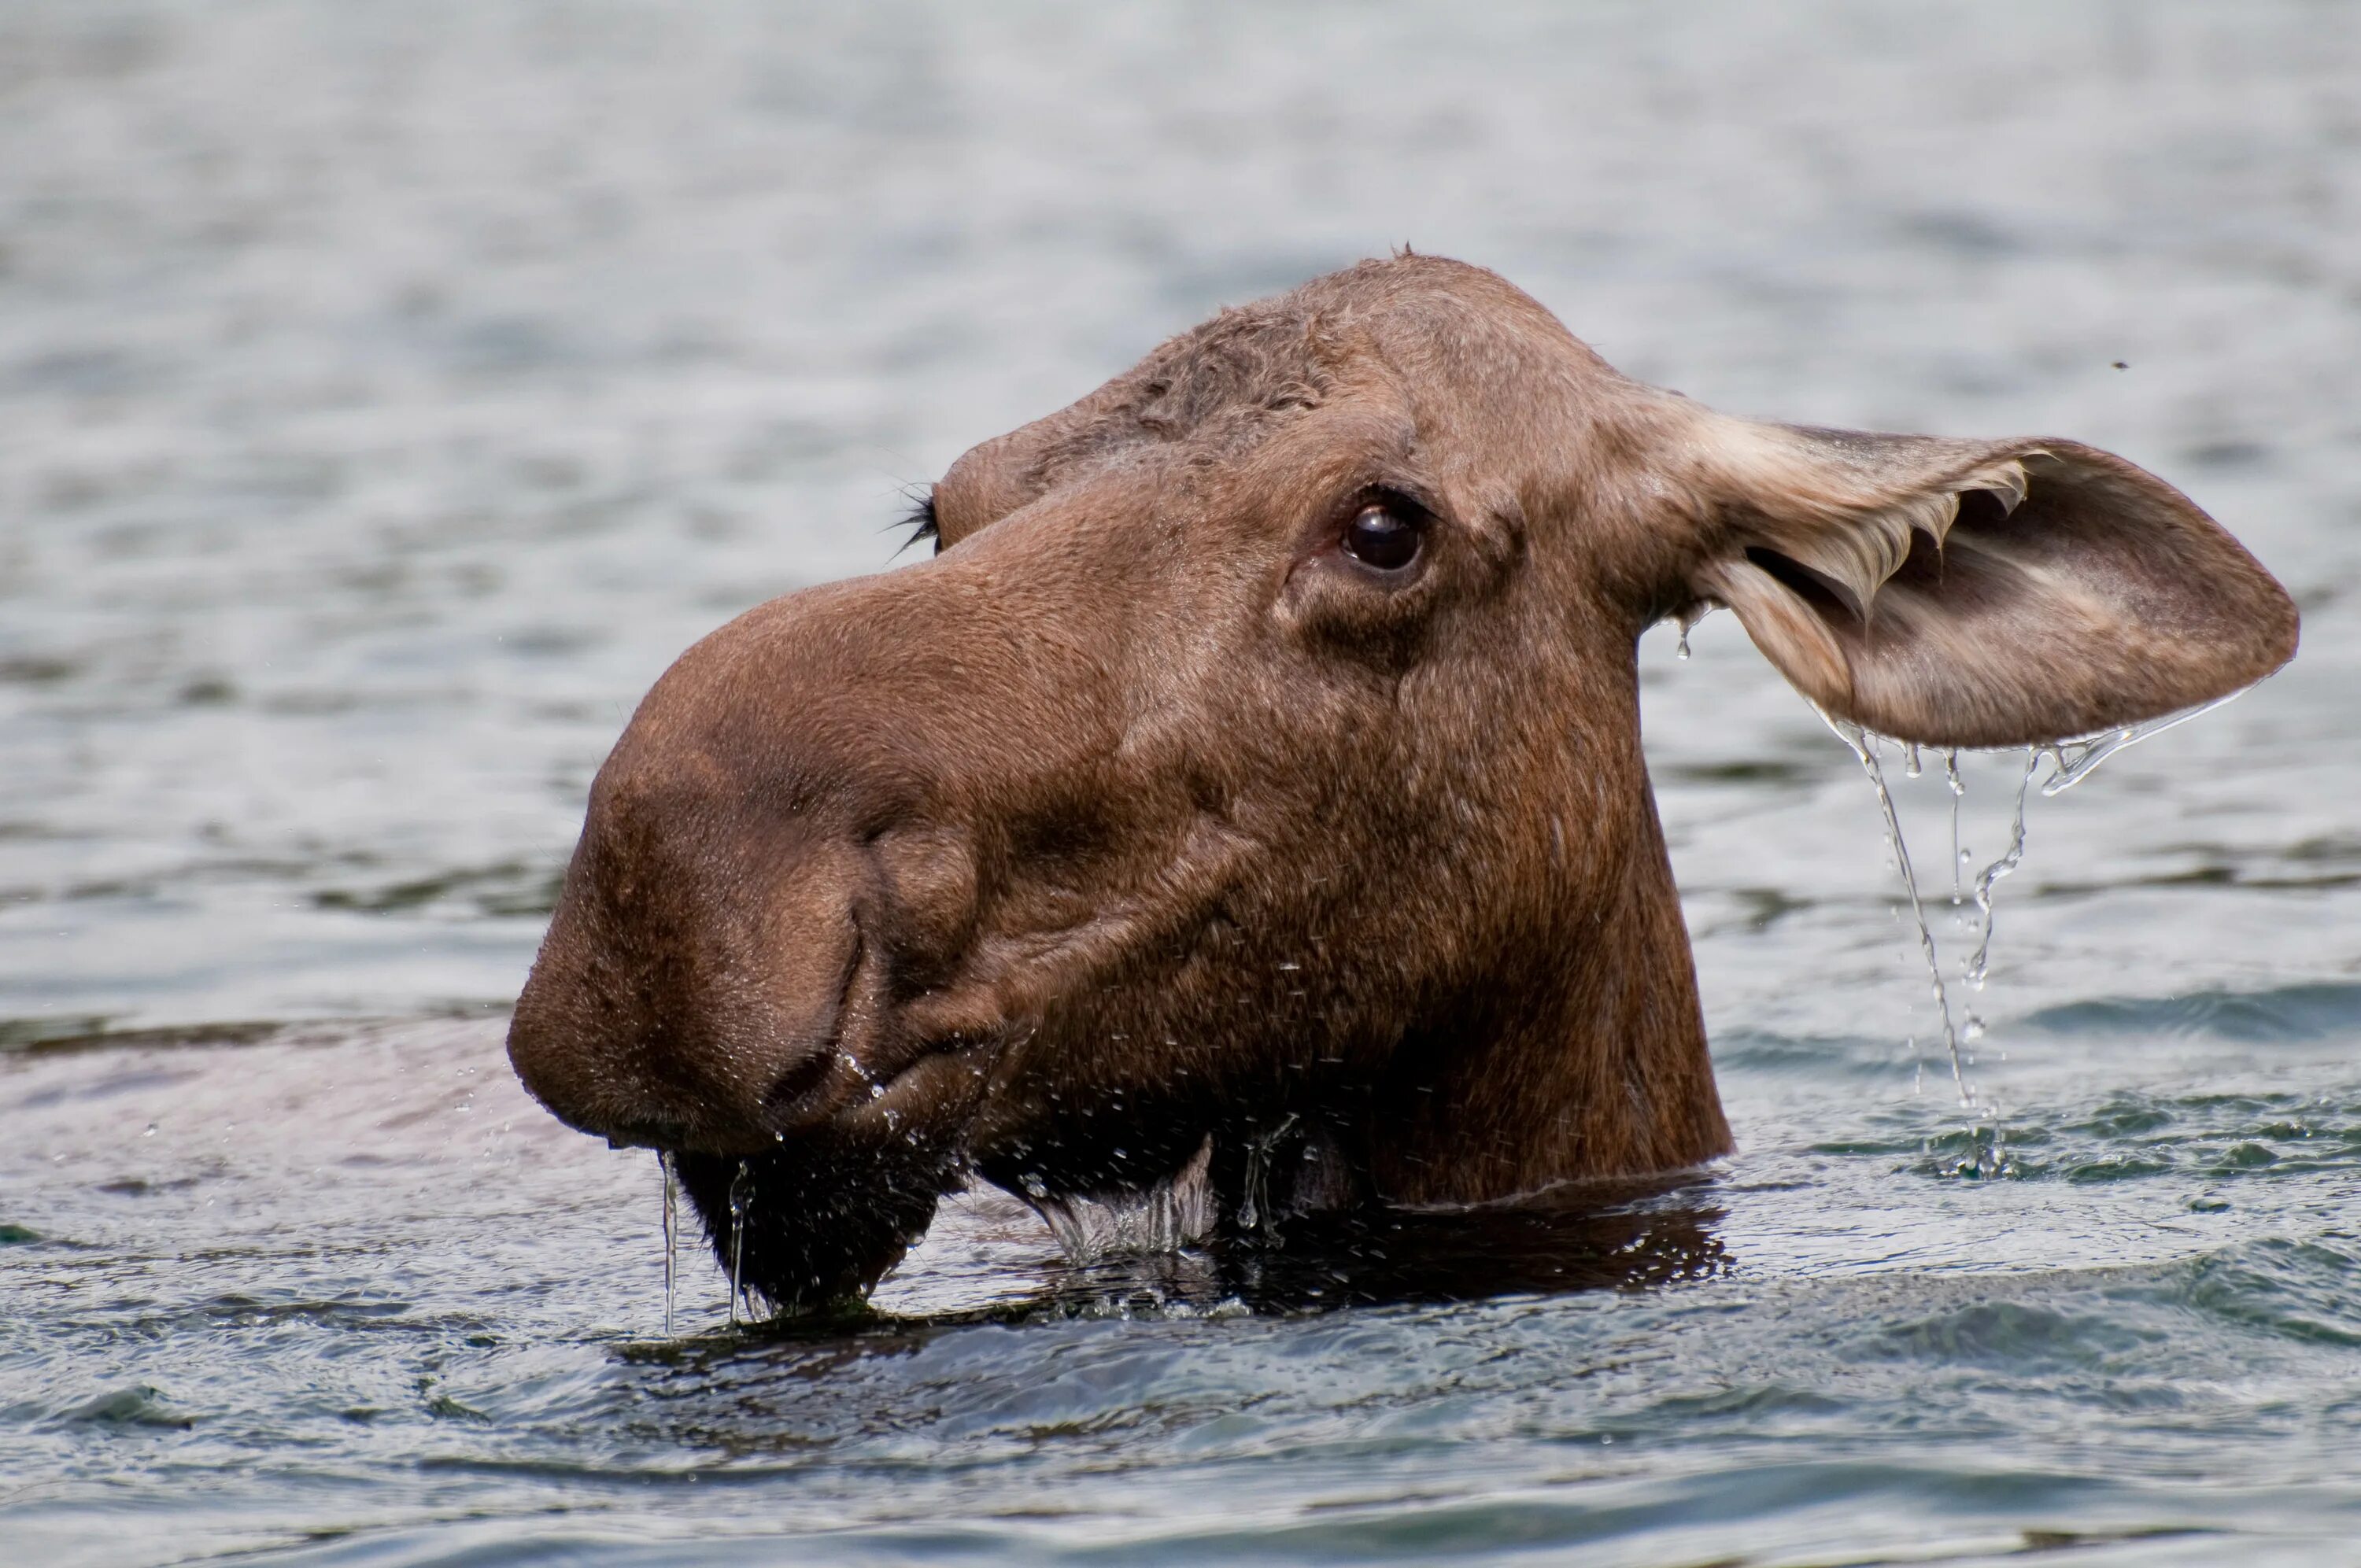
xmin=1366 ymin=675 xmax=1731 ymax=1207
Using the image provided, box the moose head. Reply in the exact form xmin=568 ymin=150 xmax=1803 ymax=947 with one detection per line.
xmin=508 ymin=256 xmax=2296 ymax=1310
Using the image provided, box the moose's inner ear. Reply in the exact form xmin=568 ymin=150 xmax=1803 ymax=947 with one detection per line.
xmin=1683 ymin=421 xmax=2299 ymax=749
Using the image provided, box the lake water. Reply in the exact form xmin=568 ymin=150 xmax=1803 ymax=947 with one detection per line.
xmin=5 ymin=3 xmax=2359 ymax=1563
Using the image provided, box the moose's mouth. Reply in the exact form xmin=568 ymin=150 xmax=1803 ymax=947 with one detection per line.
xmin=582 ymin=1028 xmax=1003 ymax=1160
xmin=572 ymin=1020 xmax=1015 ymax=1313
xmin=600 ymin=1116 xmax=693 ymax=1153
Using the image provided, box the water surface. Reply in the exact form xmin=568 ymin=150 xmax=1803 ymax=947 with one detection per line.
xmin=5 ymin=3 xmax=2359 ymax=1562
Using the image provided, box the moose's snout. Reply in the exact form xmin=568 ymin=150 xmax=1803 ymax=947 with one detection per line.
xmin=506 ymin=754 xmax=887 ymax=1156
xmin=505 ymin=559 xmax=1114 ymax=1168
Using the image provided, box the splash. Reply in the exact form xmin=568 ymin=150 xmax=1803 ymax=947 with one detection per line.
xmin=1234 ymin=1114 xmax=1299 ymax=1235
xmin=1022 ymin=1137 xmax=1215 ymax=1265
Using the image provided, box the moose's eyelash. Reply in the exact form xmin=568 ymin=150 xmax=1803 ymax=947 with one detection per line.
xmin=897 ymin=488 xmax=941 ymax=555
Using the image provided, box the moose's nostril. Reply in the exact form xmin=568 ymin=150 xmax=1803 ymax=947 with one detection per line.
xmin=763 ymin=1049 xmax=839 ymax=1121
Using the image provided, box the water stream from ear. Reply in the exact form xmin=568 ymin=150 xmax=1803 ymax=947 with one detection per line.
xmin=1827 ymin=721 xmax=1974 ymax=1101
xmin=1819 ymin=693 xmax=2241 ymax=1167
xmin=1964 ymin=754 xmax=2038 ymax=997
xmin=2034 ymin=689 xmax=2246 ymax=797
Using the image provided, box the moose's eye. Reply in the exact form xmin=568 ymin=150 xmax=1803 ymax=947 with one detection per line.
xmin=1342 ymin=503 xmax=1421 ymax=572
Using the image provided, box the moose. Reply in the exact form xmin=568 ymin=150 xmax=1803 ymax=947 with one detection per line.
xmin=508 ymin=255 xmax=2296 ymax=1312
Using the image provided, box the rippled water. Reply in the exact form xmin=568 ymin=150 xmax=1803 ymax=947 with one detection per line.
xmin=5 ymin=3 xmax=2359 ymax=1563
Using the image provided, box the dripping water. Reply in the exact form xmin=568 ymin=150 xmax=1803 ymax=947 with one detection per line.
xmin=1022 ymin=1136 xmax=1215 ymax=1266
xmin=1823 ymin=703 xmax=2245 ymax=1177
xmin=726 ymin=1160 xmax=752 ymax=1330
xmin=1668 ymin=605 xmax=1713 ymax=662
xmin=1827 ymin=718 xmax=1967 ymax=1099
xmin=1967 ymin=751 xmax=2039 ymax=993
xmin=658 ymin=1150 xmax=678 ymax=1340
xmin=2041 ymin=689 xmax=2247 ymax=796
xmin=1944 ymin=748 xmax=1966 ymax=909
xmin=1235 ymin=1113 xmax=1299 ymax=1236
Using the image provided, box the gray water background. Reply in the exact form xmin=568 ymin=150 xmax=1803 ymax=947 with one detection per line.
xmin=4 ymin=2 xmax=2359 ymax=1562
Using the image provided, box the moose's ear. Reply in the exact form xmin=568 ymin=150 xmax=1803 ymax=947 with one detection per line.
xmin=1679 ymin=419 xmax=2299 ymax=748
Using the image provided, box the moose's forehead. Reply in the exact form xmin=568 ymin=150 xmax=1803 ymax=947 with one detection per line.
xmin=933 ymin=256 xmax=1595 ymax=545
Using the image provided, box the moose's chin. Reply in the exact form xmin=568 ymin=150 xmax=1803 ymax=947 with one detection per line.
xmin=669 ymin=1133 xmax=965 ymax=1315
xmin=637 ymin=1042 xmax=1002 ymax=1314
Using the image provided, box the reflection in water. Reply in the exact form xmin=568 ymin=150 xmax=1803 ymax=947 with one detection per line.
xmin=671 ymin=1142 xmax=1728 ymax=1323
xmin=603 ymin=1182 xmax=1732 ymax=1459
xmin=6 ymin=1011 xmax=2360 ymax=1563
xmin=926 ymin=1178 xmax=1726 ymax=1321
xmin=1133 ymin=1180 xmax=1728 ymax=1312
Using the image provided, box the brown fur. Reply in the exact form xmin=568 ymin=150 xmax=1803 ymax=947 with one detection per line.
xmin=507 ymin=256 xmax=2298 ymax=1310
